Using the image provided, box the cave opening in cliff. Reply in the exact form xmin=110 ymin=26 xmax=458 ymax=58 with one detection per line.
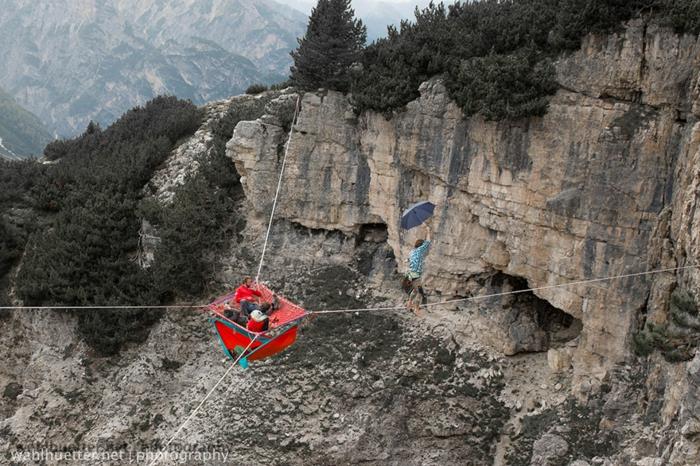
xmin=476 ymin=272 xmax=583 ymax=353
xmin=358 ymin=223 xmax=389 ymax=244
xmin=356 ymin=223 xmax=396 ymax=279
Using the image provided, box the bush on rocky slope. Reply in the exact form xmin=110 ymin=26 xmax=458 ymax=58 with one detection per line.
xmin=633 ymin=288 xmax=700 ymax=362
xmin=660 ymin=0 xmax=700 ymax=34
xmin=150 ymin=169 xmax=243 ymax=299
xmin=148 ymin=97 xmax=271 ymax=300
xmin=12 ymin=96 xmax=203 ymax=355
xmin=245 ymin=84 xmax=268 ymax=95
xmin=447 ymin=47 xmax=558 ymax=120
xmin=0 ymin=159 xmax=45 ymax=304
xmin=1 ymin=94 xmax=273 ymax=353
xmin=351 ymin=0 xmax=700 ymax=120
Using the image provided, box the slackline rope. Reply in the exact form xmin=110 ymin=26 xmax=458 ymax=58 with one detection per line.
xmin=0 ymin=305 xmax=207 ymax=310
xmin=2 ymin=264 xmax=698 ymax=313
xmin=255 ymin=95 xmax=302 ymax=284
xmin=148 ymin=334 xmax=259 ymax=466
xmin=307 ymin=263 xmax=700 ymax=315
xmin=5 ymin=263 xmax=697 ymax=463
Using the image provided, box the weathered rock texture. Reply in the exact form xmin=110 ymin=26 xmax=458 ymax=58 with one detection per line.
xmin=228 ymin=21 xmax=700 ymax=405
xmin=3 ymin=19 xmax=700 ymax=466
xmin=146 ymin=93 xmax=273 ymax=204
xmin=0 ymin=223 xmax=511 ymax=466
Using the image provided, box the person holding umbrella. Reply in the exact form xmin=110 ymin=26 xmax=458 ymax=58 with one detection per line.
xmin=400 ymin=200 xmax=436 ymax=316
xmin=404 ymin=222 xmax=431 ymax=316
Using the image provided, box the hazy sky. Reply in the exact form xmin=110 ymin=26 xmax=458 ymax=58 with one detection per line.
xmin=276 ymin=0 xmax=437 ymax=14
xmin=275 ymin=0 xmax=451 ymax=39
xmin=277 ymin=0 xmax=438 ymax=19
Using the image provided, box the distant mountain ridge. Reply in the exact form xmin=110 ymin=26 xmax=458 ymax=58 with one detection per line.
xmin=118 ymin=0 xmax=307 ymax=73
xmin=0 ymin=87 xmax=52 ymax=160
xmin=0 ymin=0 xmax=307 ymax=136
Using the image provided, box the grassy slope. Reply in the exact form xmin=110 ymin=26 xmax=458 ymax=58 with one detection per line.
xmin=0 ymin=87 xmax=52 ymax=159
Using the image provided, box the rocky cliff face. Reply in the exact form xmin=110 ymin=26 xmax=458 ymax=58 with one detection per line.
xmin=226 ymin=20 xmax=700 ymax=462
xmin=229 ymin=19 xmax=700 ymax=396
xmin=3 ymin=19 xmax=700 ymax=466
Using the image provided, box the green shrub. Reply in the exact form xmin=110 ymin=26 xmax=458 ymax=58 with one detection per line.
xmin=270 ymin=80 xmax=292 ymax=91
xmin=151 ymin=170 xmax=240 ymax=298
xmin=633 ymin=288 xmax=700 ymax=362
xmin=350 ymin=0 xmax=683 ymax=121
xmin=15 ymin=96 xmax=203 ymax=356
xmin=0 ymin=221 xmax=20 ymax=278
xmin=76 ymin=308 xmax=163 ymax=356
xmin=245 ymin=84 xmax=268 ymax=95
xmin=551 ymin=0 xmax=663 ymax=49
xmin=148 ymin=98 xmax=269 ymax=300
xmin=657 ymin=0 xmax=700 ymax=34
xmin=351 ymin=3 xmax=454 ymax=114
xmin=0 ymin=159 xmax=44 ymax=303
xmin=448 ymin=48 xmax=558 ymax=120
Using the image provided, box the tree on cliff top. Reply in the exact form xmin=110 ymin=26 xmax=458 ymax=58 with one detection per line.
xmin=290 ymin=0 xmax=367 ymax=92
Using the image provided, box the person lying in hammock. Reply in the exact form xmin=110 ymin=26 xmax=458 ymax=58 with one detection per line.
xmin=223 ymin=301 xmax=247 ymax=326
xmin=404 ymin=223 xmax=431 ymax=316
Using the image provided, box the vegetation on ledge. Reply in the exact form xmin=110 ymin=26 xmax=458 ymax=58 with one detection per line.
xmin=1 ymin=97 xmax=203 ymax=354
xmin=348 ymin=0 xmax=700 ymax=120
xmin=634 ymin=288 xmax=700 ymax=363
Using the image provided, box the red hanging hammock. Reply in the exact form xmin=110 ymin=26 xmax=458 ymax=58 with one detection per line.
xmin=208 ymin=283 xmax=307 ymax=367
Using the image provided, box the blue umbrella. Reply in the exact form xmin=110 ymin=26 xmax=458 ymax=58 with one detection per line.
xmin=400 ymin=201 xmax=435 ymax=230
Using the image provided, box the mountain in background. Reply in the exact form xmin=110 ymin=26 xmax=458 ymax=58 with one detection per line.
xmin=0 ymin=86 xmax=52 ymax=160
xmin=118 ymin=0 xmax=307 ymax=73
xmin=0 ymin=0 xmax=307 ymax=137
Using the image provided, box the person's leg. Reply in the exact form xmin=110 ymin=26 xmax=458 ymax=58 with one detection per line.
xmin=405 ymin=282 xmax=415 ymax=309
xmin=403 ymin=273 xmax=417 ymax=304
xmin=240 ymin=300 xmax=258 ymax=316
xmin=410 ymin=278 xmax=423 ymax=317
xmin=408 ymin=290 xmax=422 ymax=316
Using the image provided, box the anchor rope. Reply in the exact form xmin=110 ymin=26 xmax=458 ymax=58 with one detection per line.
xmin=148 ymin=335 xmax=259 ymax=466
xmin=255 ymin=95 xmax=302 ymax=284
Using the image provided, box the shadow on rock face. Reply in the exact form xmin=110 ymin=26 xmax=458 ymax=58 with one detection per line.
xmin=468 ymin=272 xmax=582 ymax=356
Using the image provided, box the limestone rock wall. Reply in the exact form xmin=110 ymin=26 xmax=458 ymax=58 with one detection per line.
xmin=227 ymin=21 xmax=700 ymax=394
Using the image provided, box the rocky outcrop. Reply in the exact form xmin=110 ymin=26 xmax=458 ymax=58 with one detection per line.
xmin=227 ymin=20 xmax=700 ymax=400
xmin=146 ymin=97 xmax=238 ymax=203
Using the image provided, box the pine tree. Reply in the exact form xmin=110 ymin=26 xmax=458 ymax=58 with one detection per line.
xmin=290 ymin=0 xmax=367 ymax=92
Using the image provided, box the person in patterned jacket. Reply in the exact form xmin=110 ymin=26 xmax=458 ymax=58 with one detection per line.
xmin=404 ymin=223 xmax=431 ymax=316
